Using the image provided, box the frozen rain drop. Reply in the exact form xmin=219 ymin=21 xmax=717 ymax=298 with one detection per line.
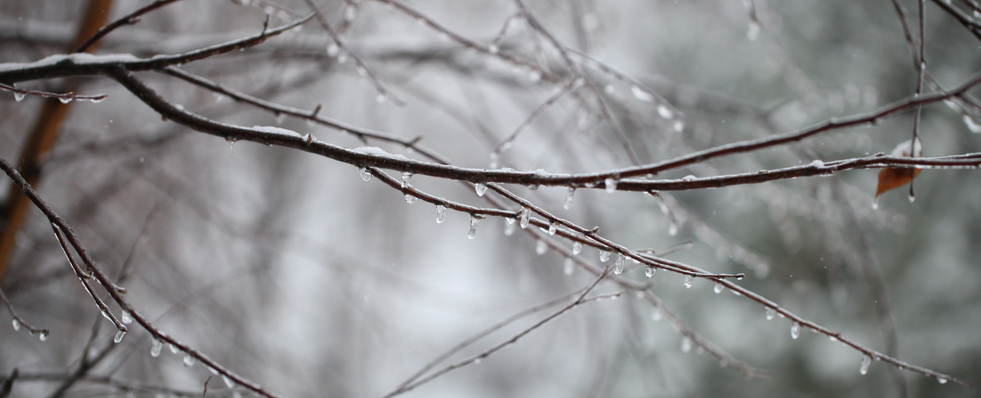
xmin=791 ymin=322 xmax=801 ymax=339
xmin=222 ymin=375 xmax=236 ymax=388
xmin=684 ymin=275 xmax=694 ymax=288
xmin=938 ymin=377 xmax=948 ymax=384
xmin=536 ymin=239 xmax=548 ymax=255
xmin=657 ymin=104 xmax=674 ymax=119
xmin=468 ymin=215 xmax=480 ymax=239
xmin=563 ymin=258 xmax=575 ymax=275
xmin=547 ymin=222 xmax=557 ymax=235
xmin=114 ymin=329 xmax=126 ymax=343
xmin=672 ymin=120 xmax=685 ymax=133
xmin=809 ymin=159 xmax=824 ymax=168
xmin=183 ymin=352 xmax=196 ymax=367
xmin=631 ymin=85 xmax=654 ymax=102
xmin=668 ymin=221 xmax=678 ymax=236
xmin=714 ymin=282 xmax=724 ymax=294
xmin=860 ymin=355 xmax=872 ymax=375
xmin=58 ymin=95 xmax=73 ymax=104
xmin=504 ymin=218 xmax=517 ymax=236
xmin=681 ymin=336 xmax=693 ymax=353
xmin=487 ymin=44 xmax=499 ymax=54
xmin=401 ymin=172 xmax=412 ymax=188
xmin=12 ymin=319 xmax=21 ymax=331
xmin=326 ymin=42 xmax=340 ymax=57
xmin=872 ymin=196 xmax=880 ymax=210
xmin=436 ymin=205 xmax=446 ymax=223
xmin=38 ymin=330 xmax=48 ymax=341
xmin=572 ymin=241 xmax=583 ymax=255
xmin=404 ymin=194 xmax=416 ymax=204
xmin=766 ymin=307 xmax=776 ymax=320
xmin=613 ymin=254 xmax=625 ymax=274
xmin=13 ymin=92 xmax=25 ymax=102
xmin=169 ymin=343 xmax=179 ymax=354
xmin=604 ymin=178 xmax=617 ymax=193
xmin=645 ymin=266 xmax=656 ymax=278
xmin=360 ymin=167 xmax=371 ymax=181
xmin=151 ymin=339 xmax=163 ymax=357
xmin=475 ymin=183 xmax=488 ymax=196
xmin=563 ymin=187 xmax=575 ymax=210
xmin=519 ymin=208 xmax=530 ymax=229
xmin=599 ymin=250 xmax=611 ymax=263
xmin=527 ymin=70 xmax=542 ymax=83
xmin=121 ymin=310 xmax=133 ymax=324
xmin=908 ymin=192 xmax=916 ymax=203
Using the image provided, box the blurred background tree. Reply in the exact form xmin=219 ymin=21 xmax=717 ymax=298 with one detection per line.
xmin=1 ymin=0 xmax=980 ymax=397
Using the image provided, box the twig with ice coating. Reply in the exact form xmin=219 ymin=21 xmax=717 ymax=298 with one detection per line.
xmin=0 ymin=82 xmax=107 ymax=103
xmin=72 ymin=0 xmax=185 ymax=53
xmin=0 ymin=288 xmax=49 ymax=340
xmin=0 ymin=156 xmax=284 ymax=398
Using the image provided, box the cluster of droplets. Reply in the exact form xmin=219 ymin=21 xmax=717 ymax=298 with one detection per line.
xmin=10 ymin=319 xmax=48 ymax=341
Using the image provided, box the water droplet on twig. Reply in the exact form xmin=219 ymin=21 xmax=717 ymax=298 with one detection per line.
xmin=475 ymin=183 xmax=488 ymax=196
xmin=860 ymin=355 xmax=872 ymax=375
xmin=12 ymin=319 xmax=21 ymax=331
xmin=572 ymin=241 xmax=583 ymax=255
xmin=151 ymin=339 xmax=163 ymax=357
xmin=791 ymin=322 xmax=801 ymax=339
xmin=645 ymin=266 xmax=656 ymax=278
xmin=563 ymin=187 xmax=576 ymax=209
xmin=613 ymin=254 xmax=625 ymax=274
xmin=519 ymin=208 xmax=530 ymax=229
xmin=684 ymin=275 xmax=694 ymax=288
xmin=468 ymin=215 xmax=481 ymax=239
xmin=604 ymin=178 xmax=618 ymax=193
xmin=766 ymin=307 xmax=776 ymax=320
xmin=599 ymin=250 xmax=611 ymax=263
xmin=714 ymin=283 xmax=724 ymax=294
xmin=183 ymin=352 xmax=196 ymax=367
xmin=436 ymin=205 xmax=446 ymax=223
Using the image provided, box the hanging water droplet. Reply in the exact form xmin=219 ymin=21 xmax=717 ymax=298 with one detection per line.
xmin=657 ymin=104 xmax=674 ymax=119
xmin=872 ymin=196 xmax=880 ymax=210
xmin=645 ymin=266 xmax=656 ymax=278
xmin=860 ymin=355 xmax=872 ymax=375
xmin=228 ymin=141 xmax=235 ymax=153
xmin=604 ymin=178 xmax=617 ymax=193
xmin=631 ymin=85 xmax=654 ymax=102
xmin=488 ymin=152 xmax=499 ymax=169
xmin=13 ymin=92 xmax=25 ymax=102
xmin=435 ymin=204 xmax=446 ymax=223
xmin=713 ymin=282 xmax=724 ymax=294
xmin=38 ymin=330 xmax=48 ymax=341
xmin=360 ymin=167 xmax=371 ymax=181
xmin=504 ymin=218 xmax=517 ymax=236
xmin=766 ymin=307 xmax=776 ymax=320
xmin=563 ymin=187 xmax=576 ymax=209
xmin=599 ymin=250 xmax=611 ymax=262
xmin=401 ymin=171 xmax=412 ymax=188
xmin=519 ymin=207 xmax=530 ymax=229
xmin=326 ymin=42 xmax=340 ymax=57
xmin=563 ymin=258 xmax=575 ymax=275
xmin=337 ymin=51 xmax=349 ymax=64
xmin=222 ymin=374 xmax=235 ymax=388
xmin=908 ymin=191 xmax=916 ymax=203
xmin=672 ymin=120 xmax=685 ymax=133
xmin=121 ymin=310 xmax=133 ymax=324
xmin=487 ymin=43 xmax=499 ymax=54
xmin=151 ymin=339 xmax=163 ymax=357
xmin=572 ymin=241 xmax=583 ymax=255
xmin=547 ymin=222 xmax=557 ymax=235
xmin=58 ymin=95 xmax=74 ymax=104
xmin=829 ymin=335 xmax=838 ymax=342
xmin=12 ymin=319 xmax=21 ymax=331
xmin=114 ymin=329 xmax=126 ymax=344
xmin=536 ymin=239 xmax=548 ymax=255
xmin=183 ymin=352 xmax=196 ymax=367
xmin=684 ymin=275 xmax=694 ymax=288
xmin=468 ymin=215 xmax=480 ymax=239
xmin=668 ymin=221 xmax=678 ymax=236
xmin=475 ymin=183 xmax=488 ymax=196
xmin=613 ymin=254 xmax=625 ymax=274
xmin=527 ymin=70 xmax=542 ymax=83
xmin=938 ymin=377 xmax=948 ymax=384
xmin=169 ymin=343 xmax=180 ymax=354
xmin=404 ymin=194 xmax=416 ymax=204
xmin=791 ymin=322 xmax=801 ymax=339
xmin=681 ymin=336 xmax=693 ymax=353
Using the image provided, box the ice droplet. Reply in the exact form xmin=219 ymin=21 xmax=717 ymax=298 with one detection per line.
xmin=151 ymin=339 xmax=163 ymax=357
xmin=714 ymin=282 xmax=724 ymax=294
xmin=404 ymin=194 xmax=416 ymax=204
xmin=613 ymin=254 xmax=625 ymax=274
xmin=630 ymin=85 xmax=654 ymax=102
xmin=536 ymin=239 xmax=548 ymax=255
xmin=475 ymin=183 xmax=488 ymax=196
xmin=183 ymin=352 xmax=196 ymax=367
xmin=527 ymin=70 xmax=542 ymax=83
xmin=38 ymin=330 xmax=48 ymax=341
xmin=645 ymin=266 xmax=656 ymax=278
xmin=114 ymin=329 xmax=126 ymax=343
xmin=938 ymin=377 xmax=948 ymax=384
xmin=791 ymin=322 xmax=801 ymax=339
xmin=599 ymin=250 xmax=611 ymax=262
xmin=436 ymin=205 xmax=446 ymax=223
xmin=668 ymin=221 xmax=678 ymax=236
xmin=360 ymin=167 xmax=371 ymax=181
xmin=682 ymin=175 xmax=697 ymax=182
xmin=487 ymin=44 xmax=499 ymax=54
xmin=872 ymin=196 xmax=880 ymax=210
xmin=908 ymin=191 xmax=916 ymax=203
xmin=829 ymin=335 xmax=838 ymax=342
xmin=222 ymin=375 xmax=236 ymax=388
xmin=343 ymin=4 xmax=357 ymax=21
xmin=808 ymin=159 xmax=824 ymax=168
xmin=563 ymin=187 xmax=576 ymax=209
xmin=672 ymin=119 xmax=685 ymax=133
xmin=657 ymin=104 xmax=674 ymax=119
xmin=400 ymin=171 xmax=412 ymax=188
xmin=12 ymin=319 xmax=21 ymax=331
xmin=13 ymin=92 xmax=25 ymax=102
xmin=468 ymin=215 xmax=480 ymax=239
xmin=563 ymin=258 xmax=575 ymax=275
xmin=746 ymin=20 xmax=761 ymax=41
xmin=169 ymin=343 xmax=179 ymax=354
xmin=860 ymin=355 xmax=872 ymax=375
xmin=604 ymin=178 xmax=617 ymax=193
xmin=519 ymin=208 xmax=530 ymax=229
xmin=684 ymin=275 xmax=694 ymax=288
xmin=766 ymin=307 xmax=776 ymax=320
xmin=504 ymin=218 xmax=517 ymax=236
xmin=121 ymin=310 xmax=133 ymax=324
xmin=572 ymin=241 xmax=583 ymax=255
xmin=326 ymin=42 xmax=340 ymax=57
xmin=547 ymin=222 xmax=557 ymax=235
xmin=58 ymin=95 xmax=73 ymax=104
xmin=652 ymin=307 xmax=663 ymax=321
xmin=681 ymin=336 xmax=693 ymax=353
